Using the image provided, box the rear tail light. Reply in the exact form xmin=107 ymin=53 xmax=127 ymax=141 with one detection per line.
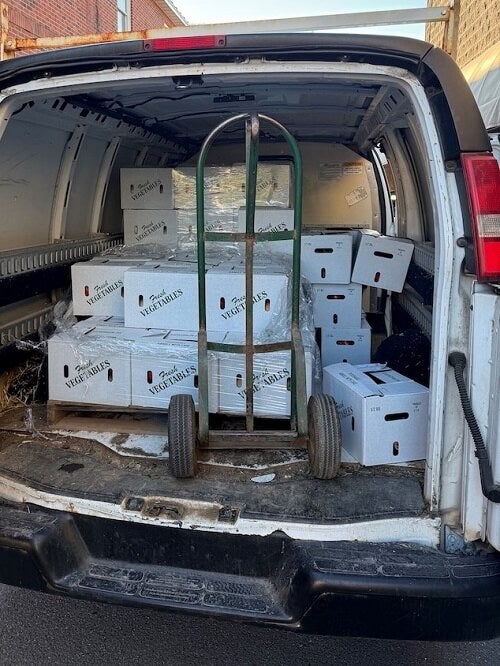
xmin=143 ymin=36 xmax=226 ymax=52
xmin=462 ymin=153 xmax=500 ymax=282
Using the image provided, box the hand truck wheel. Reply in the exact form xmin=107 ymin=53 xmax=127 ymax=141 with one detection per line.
xmin=168 ymin=394 xmax=198 ymax=478
xmin=307 ymin=394 xmax=342 ymax=479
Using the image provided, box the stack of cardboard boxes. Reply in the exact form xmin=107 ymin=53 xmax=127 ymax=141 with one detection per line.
xmin=49 ymin=164 xmax=428 ymax=463
xmin=49 ymin=164 xmax=309 ymax=418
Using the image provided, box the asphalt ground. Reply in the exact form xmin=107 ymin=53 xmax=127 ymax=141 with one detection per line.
xmin=0 ymin=584 xmax=498 ymax=665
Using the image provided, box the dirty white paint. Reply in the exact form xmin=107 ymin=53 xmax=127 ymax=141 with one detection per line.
xmin=0 ymin=475 xmax=441 ymax=547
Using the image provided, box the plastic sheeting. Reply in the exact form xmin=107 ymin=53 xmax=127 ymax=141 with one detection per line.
xmin=463 ymin=40 xmax=500 ymax=130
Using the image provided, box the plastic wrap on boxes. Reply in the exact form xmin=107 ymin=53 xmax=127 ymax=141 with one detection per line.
xmin=130 ymin=329 xmax=221 ymax=411
xmin=48 ymin=324 xmax=145 ymax=406
xmin=48 ymin=323 xmax=221 ymax=411
xmin=100 ymin=243 xmax=174 ymax=261
xmin=217 ymin=340 xmax=315 ymax=418
xmin=176 ymin=208 xmax=239 ymax=250
xmin=172 ymin=164 xmax=291 ymax=210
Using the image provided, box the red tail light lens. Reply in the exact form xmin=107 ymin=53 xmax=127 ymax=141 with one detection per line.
xmin=143 ymin=36 xmax=226 ymax=52
xmin=462 ymin=153 xmax=500 ymax=282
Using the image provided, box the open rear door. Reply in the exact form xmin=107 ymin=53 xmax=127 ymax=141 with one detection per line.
xmin=461 ymin=284 xmax=500 ymax=550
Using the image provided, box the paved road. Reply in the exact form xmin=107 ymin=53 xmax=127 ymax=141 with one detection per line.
xmin=0 ymin=584 xmax=498 ymax=665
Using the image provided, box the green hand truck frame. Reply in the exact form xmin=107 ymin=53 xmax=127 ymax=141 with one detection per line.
xmin=167 ymin=112 xmax=341 ymax=480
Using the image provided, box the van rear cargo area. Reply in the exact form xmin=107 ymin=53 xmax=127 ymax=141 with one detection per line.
xmin=0 ymin=51 xmax=442 ymax=543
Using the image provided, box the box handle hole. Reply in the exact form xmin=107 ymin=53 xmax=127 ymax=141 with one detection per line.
xmin=393 ymin=441 xmax=400 ymax=456
xmin=333 ymin=314 xmax=338 ymax=324
xmin=264 ymin=298 xmax=270 ymax=311
xmin=220 ymin=297 xmax=226 ymax=310
xmin=374 ymin=251 xmax=393 ymax=259
xmin=374 ymin=271 xmax=381 ymax=283
xmin=139 ymin=295 xmax=144 ymax=306
xmin=63 ymin=364 xmax=69 ymax=378
xmin=236 ymin=373 xmax=242 ymax=388
xmin=327 ymin=294 xmax=345 ymax=300
xmin=314 ymin=247 xmax=333 ymax=254
xmin=384 ymin=412 xmax=409 ymax=421
xmin=84 ymin=286 xmax=89 ymax=297
xmin=147 ymin=370 xmax=153 ymax=384
xmin=107 ymin=368 xmax=113 ymax=382
xmin=336 ymin=339 xmax=355 ymax=346
xmin=320 ymin=268 xmax=326 ymax=279
xmin=194 ymin=374 xmax=198 ymax=388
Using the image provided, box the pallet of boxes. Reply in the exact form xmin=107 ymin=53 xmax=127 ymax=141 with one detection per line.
xmin=48 ymin=162 xmax=314 ymax=428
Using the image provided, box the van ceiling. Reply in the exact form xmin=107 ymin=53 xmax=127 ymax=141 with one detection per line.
xmin=55 ymin=75 xmax=390 ymax=151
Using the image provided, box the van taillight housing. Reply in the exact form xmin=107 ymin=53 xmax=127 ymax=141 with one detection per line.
xmin=462 ymin=153 xmax=500 ymax=282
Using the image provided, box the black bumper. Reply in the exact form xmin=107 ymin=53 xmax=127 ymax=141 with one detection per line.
xmin=1 ymin=500 xmax=499 ymax=640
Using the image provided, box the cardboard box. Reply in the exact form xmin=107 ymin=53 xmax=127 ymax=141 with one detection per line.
xmin=172 ymin=164 xmax=291 ymax=209
xmin=131 ymin=330 xmax=219 ymax=411
xmin=48 ymin=325 xmax=139 ymax=406
xmin=120 ymin=168 xmax=173 ymax=209
xmin=72 ymin=315 xmax=124 ymax=331
xmin=351 ymin=231 xmax=414 ymax=292
xmin=321 ymin=319 xmax=371 ymax=367
xmin=236 ymin=207 xmax=295 ymax=254
xmin=218 ymin=336 xmax=313 ymax=417
xmin=312 ymin=282 xmax=362 ymax=328
xmin=123 ymin=210 xmax=178 ymax=247
xmin=124 ymin=263 xmax=199 ymax=330
xmin=71 ymin=258 xmax=147 ymax=317
xmin=175 ymin=209 xmax=238 ymax=248
xmin=323 ymin=362 xmax=429 ymax=465
xmin=205 ymin=263 xmax=288 ymax=335
xmin=301 ymin=233 xmax=352 ymax=284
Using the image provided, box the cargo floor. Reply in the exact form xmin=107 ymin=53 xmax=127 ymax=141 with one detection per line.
xmin=0 ymin=406 xmax=426 ymax=524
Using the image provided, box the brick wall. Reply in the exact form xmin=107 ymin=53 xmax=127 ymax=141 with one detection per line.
xmin=6 ymin=0 xmax=183 ymax=52
xmin=131 ymin=0 xmax=174 ymax=30
xmin=426 ymin=0 xmax=500 ymax=67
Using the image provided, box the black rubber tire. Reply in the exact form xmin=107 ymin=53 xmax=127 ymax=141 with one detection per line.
xmin=168 ymin=394 xmax=197 ymax=479
xmin=307 ymin=394 xmax=342 ymax=480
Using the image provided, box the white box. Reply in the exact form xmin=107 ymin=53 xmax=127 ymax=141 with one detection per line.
xmin=72 ymin=315 xmax=124 ymax=331
xmin=124 ymin=263 xmax=199 ymax=330
xmin=351 ymin=231 xmax=414 ymax=293
xmin=236 ymin=207 xmax=295 ymax=254
xmin=206 ymin=264 xmax=288 ymax=335
xmin=323 ymin=363 xmax=429 ymax=466
xmin=321 ymin=319 xmax=371 ymax=367
xmin=175 ymin=209 xmax=238 ymax=249
xmin=48 ymin=326 xmax=139 ymax=406
xmin=301 ymin=233 xmax=352 ymax=284
xmin=123 ymin=210 xmax=178 ymax=247
xmin=313 ymin=282 xmax=362 ymax=328
xmin=131 ymin=331 xmax=219 ymax=411
xmin=172 ymin=164 xmax=291 ymax=209
xmin=120 ymin=169 xmax=172 ymax=209
xmin=71 ymin=258 xmax=147 ymax=317
xmin=218 ymin=337 xmax=313 ymax=417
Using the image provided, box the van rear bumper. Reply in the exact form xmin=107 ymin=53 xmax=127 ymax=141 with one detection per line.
xmin=1 ymin=500 xmax=499 ymax=640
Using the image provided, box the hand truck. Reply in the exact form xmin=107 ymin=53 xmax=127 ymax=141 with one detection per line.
xmin=167 ymin=113 xmax=341 ymax=479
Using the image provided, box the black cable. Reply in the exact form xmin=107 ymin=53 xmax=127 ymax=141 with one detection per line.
xmin=448 ymin=351 xmax=500 ymax=503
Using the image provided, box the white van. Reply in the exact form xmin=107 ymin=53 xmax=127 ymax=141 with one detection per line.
xmin=0 ymin=33 xmax=498 ymax=640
